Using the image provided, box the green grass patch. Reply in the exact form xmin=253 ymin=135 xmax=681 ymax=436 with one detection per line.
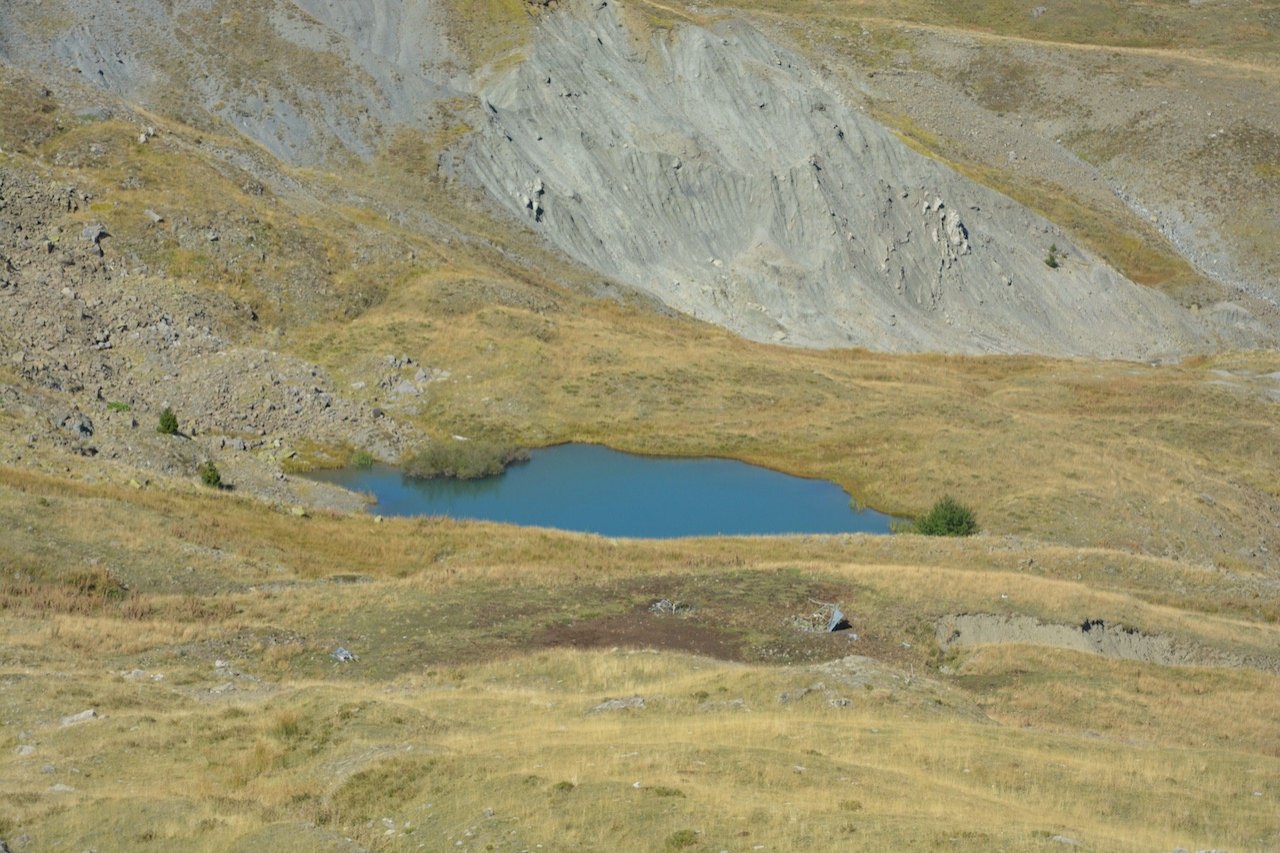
xmin=403 ymin=439 xmax=530 ymax=480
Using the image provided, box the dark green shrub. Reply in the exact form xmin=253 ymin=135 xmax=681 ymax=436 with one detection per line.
xmin=198 ymin=461 xmax=222 ymax=489
xmin=403 ymin=440 xmax=529 ymax=480
xmin=157 ymin=407 xmax=179 ymax=435
xmin=914 ymin=496 xmax=978 ymax=536
xmin=1045 ymin=243 xmax=1060 ymax=269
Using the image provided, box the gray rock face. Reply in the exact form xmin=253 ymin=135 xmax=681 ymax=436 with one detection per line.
xmin=466 ymin=2 xmax=1210 ymax=358
xmin=0 ymin=0 xmax=465 ymax=165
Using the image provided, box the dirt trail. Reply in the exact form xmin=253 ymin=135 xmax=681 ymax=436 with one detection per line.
xmin=742 ymin=7 xmax=1280 ymax=77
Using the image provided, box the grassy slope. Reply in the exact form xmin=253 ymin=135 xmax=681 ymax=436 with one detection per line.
xmin=289 ymin=248 xmax=1280 ymax=569
xmin=1 ymin=467 xmax=1277 ymax=851
xmin=2 ymin=2 xmax=1279 ymax=850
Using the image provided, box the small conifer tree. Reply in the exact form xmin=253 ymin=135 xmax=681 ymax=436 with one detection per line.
xmin=198 ymin=461 xmax=222 ymax=489
xmin=157 ymin=407 xmax=179 ymax=435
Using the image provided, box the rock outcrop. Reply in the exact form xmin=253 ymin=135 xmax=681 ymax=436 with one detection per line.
xmin=0 ymin=0 xmax=465 ymax=165
xmin=466 ymin=1 xmax=1213 ymax=358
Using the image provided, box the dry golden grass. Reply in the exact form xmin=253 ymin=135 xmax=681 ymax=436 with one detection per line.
xmin=288 ymin=260 xmax=1280 ymax=571
xmin=2 ymin=642 xmax=1276 ymax=851
xmin=2 ymin=415 xmax=1278 ymax=850
xmin=716 ymin=0 xmax=1280 ymax=65
xmin=3 ymin=4 xmax=1279 ymax=847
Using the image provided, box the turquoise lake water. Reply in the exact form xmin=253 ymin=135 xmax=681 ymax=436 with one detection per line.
xmin=307 ymin=443 xmax=893 ymax=538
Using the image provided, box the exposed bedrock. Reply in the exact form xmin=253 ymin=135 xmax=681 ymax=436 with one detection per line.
xmin=466 ymin=1 xmax=1214 ymax=358
xmin=0 ymin=0 xmax=465 ymax=164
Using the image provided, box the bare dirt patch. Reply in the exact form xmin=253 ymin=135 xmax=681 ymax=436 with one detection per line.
xmin=536 ymin=609 xmax=743 ymax=660
xmin=937 ymin=613 xmax=1199 ymax=667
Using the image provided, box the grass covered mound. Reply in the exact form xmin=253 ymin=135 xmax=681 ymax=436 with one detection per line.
xmin=403 ymin=439 xmax=530 ymax=480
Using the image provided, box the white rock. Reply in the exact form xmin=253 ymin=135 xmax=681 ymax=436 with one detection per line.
xmin=59 ymin=709 xmax=97 ymax=727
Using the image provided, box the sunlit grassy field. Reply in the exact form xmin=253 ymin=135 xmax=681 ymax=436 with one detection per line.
xmin=2 ymin=466 xmax=1277 ymax=851
xmin=2 ymin=0 xmax=1279 ymax=849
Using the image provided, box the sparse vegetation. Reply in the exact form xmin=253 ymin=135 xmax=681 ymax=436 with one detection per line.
xmin=198 ymin=461 xmax=222 ymax=489
xmin=157 ymin=407 xmax=179 ymax=435
xmin=1045 ymin=243 xmax=1061 ymax=269
xmin=914 ymin=496 xmax=978 ymax=537
xmin=665 ymin=829 xmax=700 ymax=850
xmin=403 ymin=439 xmax=530 ymax=480
xmin=106 ymin=401 xmax=131 ymax=412
xmin=349 ymin=449 xmax=375 ymax=469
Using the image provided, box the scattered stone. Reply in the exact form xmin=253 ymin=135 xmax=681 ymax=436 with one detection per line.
xmin=650 ymin=598 xmax=688 ymax=615
xmin=14 ymin=745 xmax=35 ymax=757
xmin=332 ymin=647 xmax=358 ymax=663
xmin=49 ymin=783 xmax=76 ymax=794
xmin=55 ymin=412 xmax=94 ymax=438
xmin=60 ymin=708 xmax=97 ymax=727
xmin=81 ymin=223 xmax=108 ymax=255
xmin=796 ymin=601 xmax=849 ymax=633
xmin=588 ymin=696 xmax=645 ymax=714
xmin=1051 ymin=836 xmax=1081 ymax=847
xmin=779 ymin=683 xmax=829 ymax=704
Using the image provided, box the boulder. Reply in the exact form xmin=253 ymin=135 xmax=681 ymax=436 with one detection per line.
xmin=59 ymin=708 xmax=97 ymax=727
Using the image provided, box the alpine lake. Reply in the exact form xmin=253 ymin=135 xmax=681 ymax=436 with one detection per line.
xmin=307 ymin=443 xmax=894 ymax=539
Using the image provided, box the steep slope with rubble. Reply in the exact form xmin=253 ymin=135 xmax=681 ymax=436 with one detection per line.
xmin=464 ymin=2 xmax=1219 ymax=357
xmin=2 ymin=0 xmax=1250 ymax=358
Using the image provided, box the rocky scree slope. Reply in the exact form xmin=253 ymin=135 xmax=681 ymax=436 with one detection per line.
xmin=465 ymin=2 xmax=1216 ymax=358
xmin=0 ymin=0 xmax=465 ymax=165
xmin=0 ymin=165 xmax=415 ymax=495
xmin=0 ymin=0 xmax=1243 ymax=359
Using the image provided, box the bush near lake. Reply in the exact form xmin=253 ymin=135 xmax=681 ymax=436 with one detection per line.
xmin=914 ymin=496 xmax=978 ymax=536
xmin=403 ymin=440 xmax=530 ymax=480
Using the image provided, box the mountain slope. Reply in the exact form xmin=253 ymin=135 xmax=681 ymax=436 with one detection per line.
xmin=465 ymin=2 xmax=1217 ymax=356
xmin=4 ymin=0 xmax=1264 ymax=358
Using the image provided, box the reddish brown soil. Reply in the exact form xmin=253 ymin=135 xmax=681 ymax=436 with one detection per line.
xmin=535 ymin=609 xmax=744 ymax=660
